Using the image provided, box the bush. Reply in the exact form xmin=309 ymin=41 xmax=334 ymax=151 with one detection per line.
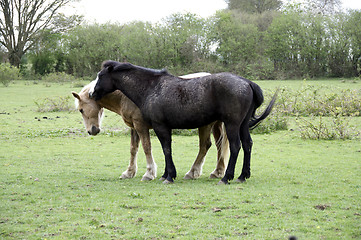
xmin=251 ymin=112 xmax=288 ymax=134
xmin=296 ymin=114 xmax=360 ymax=140
xmin=276 ymin=85 xmax=361 ymax=117
xmin=34 ymin=96 xmax=73 ymax=112
xmin=0 ymin=63 xmax=20 ymax=86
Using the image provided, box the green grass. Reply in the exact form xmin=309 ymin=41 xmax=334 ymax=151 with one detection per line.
xmin=0 ymin=80 xmax=360 ymax=239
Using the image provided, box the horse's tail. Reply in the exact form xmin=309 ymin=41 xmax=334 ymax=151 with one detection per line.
xmin=249 ymin=83 xmax=278 ymax=130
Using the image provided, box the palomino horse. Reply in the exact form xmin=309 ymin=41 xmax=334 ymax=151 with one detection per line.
xmin=91 ymin=61 xmax=277 ymax=184
xmin=72 ymin=73 xmax=229 ymax=181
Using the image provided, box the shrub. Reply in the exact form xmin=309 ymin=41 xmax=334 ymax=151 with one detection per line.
xmin=251 ymin=113 xmax=288 ymax=134
xmin=34 ymin=96 xmax=73 ymax=112
xmin=274 ymin=85 xmax=360 ymax=140
xmin=41 ymin=72 xmax=78 ymax=83
xmin=296 ymin=110 xmax=360 ymax=140
xmin=0 ymin=63 xmax=20 ymax=86
xmin=276 ymin=86 xmax=361 ymax=117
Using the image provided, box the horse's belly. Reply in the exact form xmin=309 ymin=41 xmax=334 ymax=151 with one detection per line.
xmin=158 ymin=107 xmax=216 ymax=129
xmin=168 ymin=117 xmax=214 ymax=129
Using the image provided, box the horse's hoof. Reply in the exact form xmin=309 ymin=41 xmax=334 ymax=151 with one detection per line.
xmin=141 ymin=176 xmax=154 ymax=181
xmin=217 ymin=180 xmax=229 ymax=185
xmin=210 ymin=173 xmax=223 ymax=179
xmin=209 ymin=173 xmax=218 ymax=179
xmin=120 ymin=171 xmax=136 ymax=179
xmin=119 ymin=175 xmax=132 ymax=180
xmin=209 ymin=170 xmax=224 ymax=179
xmin=183 ymin=175 xmax=194 ymax=180
xmin=163 ymin=179 xmax=174 ymax=184
xmin=235 ymin=178 xmax=246 ymax=183
xmin=239 ymin=172 xmax=251 ymax=180
xmin=183 ymin=172 xmax=196 ymax=180
xmin=159 ymin=177 xmax=166 ymax=181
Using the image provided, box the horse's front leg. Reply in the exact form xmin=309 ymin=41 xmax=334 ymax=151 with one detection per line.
xmin=120 ymin=128 xmax=139 ymax=179
xmin=153 ymin=126 xmax=176 ymax=184
xmin=184 ymin=124 xmax=213 ymax=180
xmin=134 ymin=124 xmax=157 ymax=181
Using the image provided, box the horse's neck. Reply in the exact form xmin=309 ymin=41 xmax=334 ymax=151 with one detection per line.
xmin=98 ymin=92 xmax=124 ymax=115
xmin=115 ymin=73 xmax=161 ymax=108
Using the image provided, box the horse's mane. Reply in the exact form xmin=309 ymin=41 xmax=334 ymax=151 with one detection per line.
xmin=102 ymin=60 xmax=170 ymax=76
xmin=81 ymin=80 xmax=96 ymax=94
xmin=74 ymin=80 xmax=96 ymax=108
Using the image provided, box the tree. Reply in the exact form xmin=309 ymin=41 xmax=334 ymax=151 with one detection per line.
xmin=158 ymin=13 xmax=209 ymax=68
xmin=303 ymin=0 xmax=341 ymax=15
xmin=225 ymin=0 xmax=282 ymax=13
xmin=345 ymin=10 xmax=361 ymax=76
xmin=65 ymin=23 xmax=126 ymax=77
xmin=0 ymin=0 xmax=73 ymax=67
xmin=27 ymin=13 xmax=83 ymax=75
xmin=211 ymin=11 xmax=260 ymax=77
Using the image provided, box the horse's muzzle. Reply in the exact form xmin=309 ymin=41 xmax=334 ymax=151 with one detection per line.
xmin=88 ymin=126 xmax=100 ymax=136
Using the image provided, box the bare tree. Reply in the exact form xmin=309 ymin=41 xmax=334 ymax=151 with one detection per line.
xmin=305 ymin=0 xmax=342 ymax=15
xmin=225 ymin=0 xmax=282 ymax=13
xmin=0 ymin=0 xmax=73 ymax=67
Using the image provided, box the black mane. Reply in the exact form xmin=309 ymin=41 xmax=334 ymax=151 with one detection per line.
xmin=136 ymin=65 xmax=169 ymax=76
xmin=102 ymin=60 xmax=170 ymax=76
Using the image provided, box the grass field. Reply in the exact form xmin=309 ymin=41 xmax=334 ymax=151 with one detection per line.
xmin=0 ymin=79 xmax=360 ymax=239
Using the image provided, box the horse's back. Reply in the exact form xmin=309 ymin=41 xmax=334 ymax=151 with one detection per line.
xmin=143 ymin=73 xmax=255 ymax=128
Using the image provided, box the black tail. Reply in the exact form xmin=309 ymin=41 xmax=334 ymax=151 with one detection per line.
xmin=249 ymin=83 xmax=278 ymax=130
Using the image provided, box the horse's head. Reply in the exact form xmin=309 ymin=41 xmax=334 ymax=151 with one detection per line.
xmin=91 ymin=61 xmax=131 ymax=101
xmin=72 ymin=82 xmax=104 ymax=136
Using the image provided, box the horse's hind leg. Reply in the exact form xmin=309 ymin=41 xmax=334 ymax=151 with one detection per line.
xmin=153 ymin=125 xmax=176 ymax=184
xmin=236 ymin=124 xmax=253 ymax=182
xmin=219 ymin=124 xmax=241 ymax=184
xmin=135 ymin=126 xmax=157 ymax=181
xmin=184 ymin=124 xmax=213 ymax=179
xmin=120 ymin=128 xmax=139 ymax=179
xmin=210 ymin=121 xmax=229 ymax=179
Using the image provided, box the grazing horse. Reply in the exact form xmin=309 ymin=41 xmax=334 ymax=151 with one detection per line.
xmin=91 ymin=61 xmax=277 ymax=184
xmin=72 ymin=75 xmax=229 ymax=181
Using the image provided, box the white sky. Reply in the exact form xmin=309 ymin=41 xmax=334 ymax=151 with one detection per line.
xmin=64 ymin=0 xmax=361 ymax=24
xmin=64 ymin=0 xmax=228 ymax=24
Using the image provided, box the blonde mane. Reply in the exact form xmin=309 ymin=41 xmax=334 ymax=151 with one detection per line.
xmin=74 ymin=80 xmax=97 ymax=107
xmin=74 ymin=80 xmax=105 ymax=126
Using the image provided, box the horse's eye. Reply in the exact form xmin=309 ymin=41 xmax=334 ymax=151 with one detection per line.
xmin=79 ymin=109 xmax=84 ymax=114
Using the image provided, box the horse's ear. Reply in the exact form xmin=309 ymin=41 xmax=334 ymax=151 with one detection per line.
xmin=114 ymin=62 xmax=133 ymax=72
xmin=102 ymin=60 xmax=115 ymax=72
xmin=102 ymin=61 xmax=132 ymax=73
xmin=107 ymin=65 xmax=114 ymax=72
xmin=72 ymin=91 xmax=81 ymax=100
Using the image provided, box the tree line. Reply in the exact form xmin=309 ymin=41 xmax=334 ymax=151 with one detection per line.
xmin=1 ymin=0 xmax=361 ymax=80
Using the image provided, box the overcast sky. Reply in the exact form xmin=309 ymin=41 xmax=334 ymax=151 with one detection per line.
xmin=63 ymin=0 xmax=361 ymax=24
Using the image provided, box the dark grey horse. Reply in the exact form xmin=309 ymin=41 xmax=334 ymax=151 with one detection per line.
xmin=91 ymin=61 xmax=277 ymax=184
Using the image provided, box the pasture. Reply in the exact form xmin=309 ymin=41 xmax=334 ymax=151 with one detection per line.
xmin=0 ymin=79 xmax=360 ymax=239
